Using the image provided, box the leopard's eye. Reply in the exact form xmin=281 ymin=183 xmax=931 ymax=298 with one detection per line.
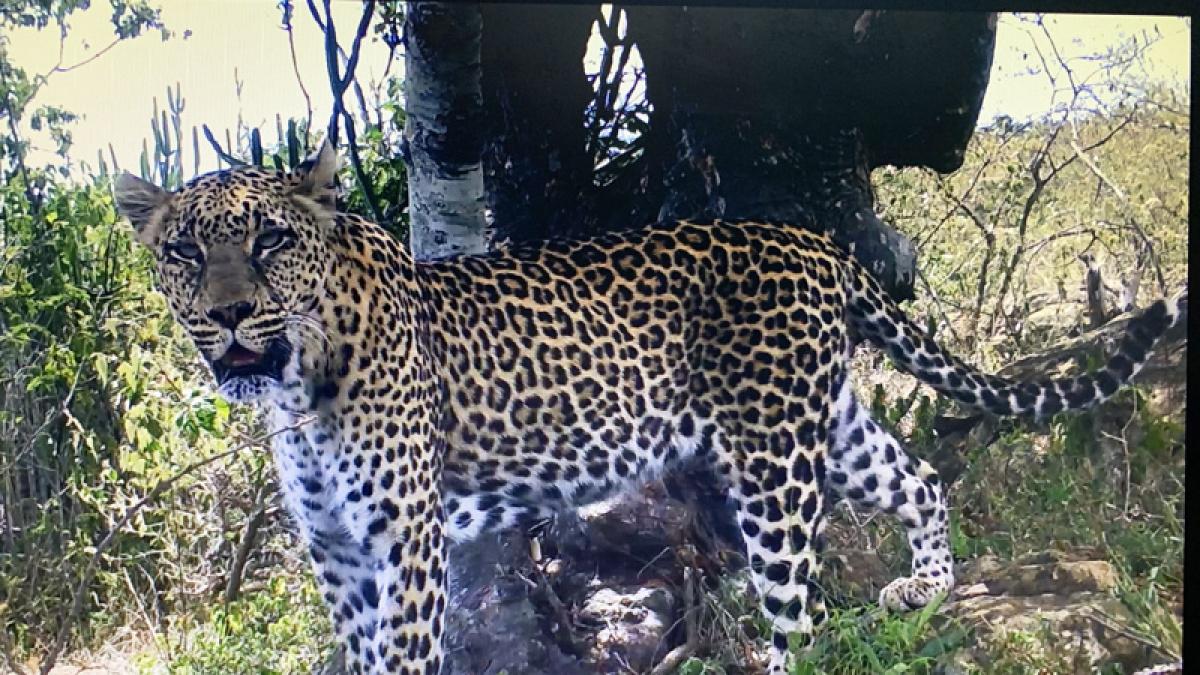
xmin=167 ymin=240 xmax=203 ymax=264
xmin=253 ymin=229 xmax=292 ymax=257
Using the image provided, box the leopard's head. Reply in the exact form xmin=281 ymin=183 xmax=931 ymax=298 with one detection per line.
xmin=115 ymin=142 xmax=338 ymax=402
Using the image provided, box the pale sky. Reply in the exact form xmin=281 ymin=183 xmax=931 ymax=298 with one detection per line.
xmin=980 ymin=13 xmax=1190 ymax=122
xmin=6 ymin=4 xmax=1190 ymax=178
xmin=8 ymin=0 xmax=395 ymax=174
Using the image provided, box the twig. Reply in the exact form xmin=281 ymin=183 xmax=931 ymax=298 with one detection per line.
xmin=1089 ymin=607 xmax=1178 ymax=662
xmin=279 ymin=0 xmax=313 ymax=144
xmin=49 ymin=38 xmax=123 ymax=76
xmin=916 ymin=268 xmax=963 ymax=348
xmin=1066 ymin=135 xmax=1167 ymax=294
xmin=224 ymin=476 xmax=270 ymax=604
xmin=38 ymin=418 xmax=315 ymax=675
xmin=513 ymin=560 xmax=578 ymax=654
xmin=308 ymin=0 xmax=383 ymax=223
xmin=650 ymin=566 xmax=699 ymax=675
xmin=986 ymin=20 xmax=1086 ymax=335
xmin=941 ymin=184 xmax=997 ymax=333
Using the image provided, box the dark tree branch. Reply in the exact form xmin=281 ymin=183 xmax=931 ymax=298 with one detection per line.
xmin=200 ymin=124 xmax=248 ymax=167
xmin=224 ymin=479 xmax=269 ymax=604
xmin=307 ymin=0 xmax=383 ymax=223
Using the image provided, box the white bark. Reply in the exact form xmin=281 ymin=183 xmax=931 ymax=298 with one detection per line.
xmin=404 ymin=1 xmax=486 ymax=260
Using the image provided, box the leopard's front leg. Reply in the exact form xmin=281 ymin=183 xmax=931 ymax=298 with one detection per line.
xmin=327 ymin=420 xmax=446 ymax=675
xmin=365 ymin=491 xmax=447 ymax=675
xmin=280 ymin=425 xmax=449 ymax=673
xmin=272 ymin=424 xmax=380 ymax=673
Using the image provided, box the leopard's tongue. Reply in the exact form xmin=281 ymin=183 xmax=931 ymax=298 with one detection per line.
xmin=222 ymin=344 xmax=262 ymax=367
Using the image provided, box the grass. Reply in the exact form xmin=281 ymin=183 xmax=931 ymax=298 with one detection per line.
xmin=787 ymin=597 xmax=964 ymax=675
xmin=134 ymin=572 xmax=332 ymax=674
xmin=951 ymin=388 xmax=1185 ymax=592
xmin=668 ymin=372 xmax=1185 ymax=674
xmin=676 ymin=594 xmax=967 ymax=675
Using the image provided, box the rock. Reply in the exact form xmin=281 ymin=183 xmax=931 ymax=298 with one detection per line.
xmin=939 ymin=555 xmax=1176 ymax=675
xmin=579 ymin=584 xmax=677 ymax=672
xmin=941 ymin=592 xmax=1146 ymax=674
xmin=822 ymin=547 xmax=894 ymax=603
xmin=954 ymin=553 xmax=1118 ymax=597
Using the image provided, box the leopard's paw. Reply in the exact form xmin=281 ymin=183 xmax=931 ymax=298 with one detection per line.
xmin=878 ymin=575 xmax=951 ymax=612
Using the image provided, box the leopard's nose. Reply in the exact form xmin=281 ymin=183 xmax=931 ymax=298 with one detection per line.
xmin=207 ymin=301 xmax=255 ymax=329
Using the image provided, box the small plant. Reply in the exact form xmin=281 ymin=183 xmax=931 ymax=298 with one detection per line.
xmin=788 ymin=596 xmax=964 ymax=675
xmin=678 ymin=657 xmax=729 ymax=675
xmin=137 ymin=572 xmax=332 ymax=674
xmin=1115 ymin=564 xmax=1182 ymax=664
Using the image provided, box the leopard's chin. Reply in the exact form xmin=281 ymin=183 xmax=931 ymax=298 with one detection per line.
xmin=217 ymin=375 xmax=276 ymax=403
xmin=210 ymin=339 xmax=292 ymax=403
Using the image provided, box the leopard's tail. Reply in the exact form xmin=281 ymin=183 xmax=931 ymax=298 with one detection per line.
xmin=844 ymin=263 xmax=1187 ymax=419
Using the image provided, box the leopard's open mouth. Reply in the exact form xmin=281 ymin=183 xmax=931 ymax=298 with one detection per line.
xmin=211 ymin=339 xmax=290 ymax=384
xmin=222 ymin=343 xmax=263 ymax=368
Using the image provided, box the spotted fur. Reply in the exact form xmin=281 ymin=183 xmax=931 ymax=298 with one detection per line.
xmin=114 ymin=142 xmax=1186 ymax=674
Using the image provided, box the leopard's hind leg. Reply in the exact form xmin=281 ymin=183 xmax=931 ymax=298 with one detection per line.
xmin=827 ymin=376 xmax=953 ymax=611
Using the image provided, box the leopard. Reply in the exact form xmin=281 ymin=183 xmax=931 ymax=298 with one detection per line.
xmin=114 ymin=141 xmax=1186 ymax=675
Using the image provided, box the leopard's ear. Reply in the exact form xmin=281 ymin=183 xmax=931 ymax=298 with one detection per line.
xmin=114 ymin=173 xmax=172 ymax=248
xmin=290 ymin=139 xmax=338 ymax=211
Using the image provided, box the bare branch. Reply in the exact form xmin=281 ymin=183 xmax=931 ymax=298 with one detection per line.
xmin=340 ymin=1 xmax=375 ymax=96
xmin=649 ymin=566 xmax=699 ymax=675
xmin=49 ymin=37 xmax=123 ymax=76
xmin=224 ymin=479 xmax=270 ymax=604
xmin=301 ymin=0 xmax=382 ymax=223
xmin=280 ymin=0 xmax=314 ymax=146
xmin=1066 ymin=135 xmax=1167 ymax=294
xmin=916 ymin=268 xmax=963 ymax=347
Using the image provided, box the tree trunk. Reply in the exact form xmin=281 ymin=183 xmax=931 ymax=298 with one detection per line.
xmin=1080 ymin=253 xmax=1109 ymax=328
xmin=621 ymin=5 xmax=991 ymax=300
xmin=404 ymin=1 xmax=487 ymax=259
xmin=480 ymin=3 xmax=598 ymax=245
xmin=644 ymin=108 xmax=918 ymax=299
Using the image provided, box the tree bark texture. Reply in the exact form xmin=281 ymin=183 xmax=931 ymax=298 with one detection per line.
xmin=480 ymin=3 xmax=598 ymax=245
xmin=624 ymin=7 xmax=996 ymax=173
xmin=404 ymin=1 xmax=487 ymax=259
